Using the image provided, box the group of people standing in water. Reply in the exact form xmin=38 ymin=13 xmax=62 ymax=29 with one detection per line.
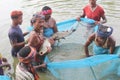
xmin=0 ymin=0 xmax=116 ymax=80
xmin=8 ymin=6 xmax=57 ymax=80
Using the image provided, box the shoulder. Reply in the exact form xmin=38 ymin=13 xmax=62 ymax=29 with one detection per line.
xmin=87 ymin=33 xmax=96 ymax=42
xmin=97 ymin=5 xmax=104 ymax=11
xmin=89 ymin=33 xmax=96 ymax=39
xmin=49 ymin=17 xmax=56 ymax=22
xmin=16 ymin=63 xmax=34 ymax=80
xmin=8 ymin=28 xmax=17 ymax=37
xmin=108 ymin=36 xmax=116 ymax=43
xmin=29 ymin=31 xmax=37 ymax=37
xmin=83 ymin=4 xmax=90 ymax=9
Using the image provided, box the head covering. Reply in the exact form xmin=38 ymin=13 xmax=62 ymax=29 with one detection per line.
xmin=41 ymin=6 xmax=52 ymax=15
xmin=11 ymin=10 xmax=23 ymax=19
xmin=97 ymin=24 xmax=113 ymax=38
xmin=17 ymin=46 xmax=36 ymax=63
xmin=17 ymin=46 xmax=39 ymax=80
xmin=42 ymin=9 xmax=52 ymax=15
xmin=31 ymin=12 xmax=45 ymax=24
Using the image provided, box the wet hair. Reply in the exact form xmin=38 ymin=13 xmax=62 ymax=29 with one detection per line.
xmin=11 ymin=10 xmax=23 ymax=19
xmin=31 ymin=13 xmax=45 ymax=24
xmin=42 ymin=6 xmax=52 ymax=11
xmin=18 ymin=46 xmax=31 ymax=58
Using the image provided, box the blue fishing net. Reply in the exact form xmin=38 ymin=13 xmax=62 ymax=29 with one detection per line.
xmin=57 ymin=19 xmax=79 ymax=32
xmin=0 ymin=75 xmax=11 ymax=80
xmin=27 ymin=18 xmax=95 ymax=32
xmin=45 ymin=54 xmax=120 ymax=80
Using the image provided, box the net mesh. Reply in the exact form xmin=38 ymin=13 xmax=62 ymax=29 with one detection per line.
xmin=44 ymin=18 xmax=120 ymax=80
xmin=45 ymin=54 xmax=120 ymax=80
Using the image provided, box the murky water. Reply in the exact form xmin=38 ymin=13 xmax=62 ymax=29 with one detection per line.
xmin=0 ymin=0 xmax=120 ymax=80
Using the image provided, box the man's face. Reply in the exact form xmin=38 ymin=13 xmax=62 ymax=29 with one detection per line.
xmin=89 ymin=0 xmax=96 ymax=5
xmin=45 ymin=13 xmax=51 ymax=20
xmin=97 ymin=36 xmax=106 ymax=42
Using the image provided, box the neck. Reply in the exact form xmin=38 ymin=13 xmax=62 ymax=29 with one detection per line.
xmin=90 ymin=4 xmax=97 ymax=8
xmin=34 ymin=29 xmax=41 ymax=34
xmin=12 ymin=22 xmax=19 ymax=27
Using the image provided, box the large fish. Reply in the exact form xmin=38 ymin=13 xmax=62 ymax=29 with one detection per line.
xmin=51 ymin=29 xmax=76 ymax=40
xmin=39 ymin=29 xmax=76 ymax=55
xmin=39 ymin=39 xmax=51 ymax=55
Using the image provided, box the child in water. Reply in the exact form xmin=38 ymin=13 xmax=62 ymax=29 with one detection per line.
xmin=0 ymin=53 xmax=11 ymax=75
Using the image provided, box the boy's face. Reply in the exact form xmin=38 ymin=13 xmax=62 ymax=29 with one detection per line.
xmin=13 ymin=15 xmax=23 ymax=25
xmin=18 ymin=15 xmax=23 ymax=25
xmin=33 ymin=18 xmax=45 ymax=31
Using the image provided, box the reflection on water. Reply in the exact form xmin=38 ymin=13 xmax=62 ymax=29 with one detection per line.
xmin=0 ymin=0 xmax=120 ymax=80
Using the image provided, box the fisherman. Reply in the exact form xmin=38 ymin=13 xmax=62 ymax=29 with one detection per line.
xmin=8 ymin=10 xmax=29 ymax=57
xmin=16 ymin=46 xmax=46 ymax=80
xmin=41 ymin=6 xmax=58 ymax=38
xmin=84 ymin=24 xmax=115 ymax=57
xmin=76 ymin=0 xmax=107 ymax=36
xmin=28 ymin=13 xmax=53 ymax=71
xmin=27 ymin=6 xmax=58 ymax=38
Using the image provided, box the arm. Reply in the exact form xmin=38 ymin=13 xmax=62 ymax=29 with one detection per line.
xmin=0 ymin=58 xmax=11 ymax=70
xmin=23 ymin=32 xmax=29 ymax=36
xmin=28 ymin=33 xmax=38 ymax=48
xmin=96 ymin=7 xmax=107 ymax=24
xmin=33 ymin=63 xmax=46 ymax=69
xmin=100 ymin=15 xmax=107 ymax=24
xmin=109 ymin=38 xmax=116 ymax=54
xmin=0 ymin=63 xmax=10 ymax=68
xmin=96 ymin=15 xmax=107 ymax=24
xmin=53 ymin=21 xmax=58 ymax=33
xmin=9 ymin=33 xmax=26 ymax=48
xmin=10 ymin=39 xmax=25 ymax=48
xmin=84 ymin=33 xmax=95 ymax=57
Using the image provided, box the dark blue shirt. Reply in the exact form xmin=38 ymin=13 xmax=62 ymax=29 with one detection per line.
xmin=8 ymin=25 xmax=24 ymax=57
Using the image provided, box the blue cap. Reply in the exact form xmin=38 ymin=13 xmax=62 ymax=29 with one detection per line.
xmin=97 ymin=24 xmax=113 ymax=38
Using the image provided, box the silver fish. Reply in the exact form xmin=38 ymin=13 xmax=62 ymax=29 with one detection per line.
xmin=39 ymin=39 xmax=51 ymax=55
xmin=52 ymin=29 xmax=76 ymax=40
xmin=39 ymin=29 xmax=76 ymax=55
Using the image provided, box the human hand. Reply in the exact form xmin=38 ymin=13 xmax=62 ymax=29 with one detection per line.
xmin=24 ymin=39 xmax=29 ymax=44
xmin=2 ymin=58 xmax=8 ymax=62
xmin=95 ymin=21 xmax=103 ymax=25
xmin=47 ymin=46 xmax=52 ymax=53
xmin=86 ymin=54 xmax=93 ymax=57
xmin=39 ymin=63 xmax=47 ymax=68
xmin=3 ymin=63 xmax=11 ymax=70
xmin=49 ymin=38 xmax=55 ymax=45
xmin=76 ymin=17 xmax=81 ymax=21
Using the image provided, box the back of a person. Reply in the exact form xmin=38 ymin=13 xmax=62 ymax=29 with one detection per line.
xmin=8 ymin=26 xmax=24 ymax=56
xmin=8 ymin=25 xmax=24 ymax=43
xmin=16 ymin=63 xmax=34 ymax=80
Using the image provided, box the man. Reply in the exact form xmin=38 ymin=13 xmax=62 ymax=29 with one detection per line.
xmin=77 ymin=0 xmax=107 ymax=24
xmin=8 ymin=10 xmax=29 ymax=57
xmin=84 ymin=24 xmax=115 ymax=57
xmin=16 ymin=46 xmax=46 ymax=80
xmin=41 ymin=6 xmax=58 ymax=38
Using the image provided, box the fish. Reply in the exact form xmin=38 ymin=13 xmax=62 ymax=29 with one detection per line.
xmin=39 ymin=39 xmax=51 ymax=55
xmin=51 ymin=29 xmax=76 ymax=40
xmin=39 ymin=29 xmax=76 ymax=55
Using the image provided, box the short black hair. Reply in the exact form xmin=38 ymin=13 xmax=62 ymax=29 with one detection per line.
xmin=42 ymin=6 xmax=51 ymax=11
xmin=18 ymin=46 xmax=31 ymax=58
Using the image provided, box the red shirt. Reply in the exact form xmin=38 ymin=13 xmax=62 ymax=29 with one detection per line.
xmin=83 ymin=5 xmax=105 ymax=21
